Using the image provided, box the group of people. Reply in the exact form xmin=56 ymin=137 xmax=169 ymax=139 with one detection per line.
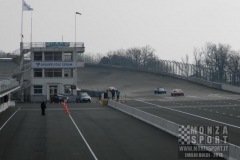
xmin=101 ymin=89 xmax=121 ymax=101
xmin=110 ymin=89 xmax=120 ymax=101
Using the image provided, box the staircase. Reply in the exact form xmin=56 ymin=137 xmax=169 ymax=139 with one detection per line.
xmin=11 ymin=44 xmax=31 ymax=100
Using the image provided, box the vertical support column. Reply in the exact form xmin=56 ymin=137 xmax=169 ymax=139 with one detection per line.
xmin=20 ymin=42 xmax=24 ymax=102
xmin=73 ymin=48 xmax=77 ymax=96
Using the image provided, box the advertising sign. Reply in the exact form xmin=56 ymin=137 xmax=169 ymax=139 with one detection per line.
xmin=45 ymin=42 xmax=70 ymax=47
xmin=178 ymin=125 xmax=229 ymax=159
xmin=32 ymin=62 xmax=76 ymax=68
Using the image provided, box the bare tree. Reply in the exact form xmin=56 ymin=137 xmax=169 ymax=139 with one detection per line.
xmin=227 ymin=51 xmax=240 ymax=85
xmin=180 ymin=54 xmax=190 ymax=77
xmin=203 ymin=43 xmax=230 ymax=82
xmin=192 ymin=48 xmax=205 ymax=78
xmin=141 ymin=45 xmax=155 ymax=68
xmin=125 ymin=47 xmax=142 ymax=67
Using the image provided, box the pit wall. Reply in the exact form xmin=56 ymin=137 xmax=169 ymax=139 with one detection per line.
xmin=108 ymin=100 xmax=240 ymax=160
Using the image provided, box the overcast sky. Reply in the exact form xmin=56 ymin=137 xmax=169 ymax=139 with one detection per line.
xmin=1 ymin=0 xmax=240 ymax=61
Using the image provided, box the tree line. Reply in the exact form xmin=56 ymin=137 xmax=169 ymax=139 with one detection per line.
xmin=0 ymin=50 xmax=16 ymax=58
xmin=99 ymin=45 xmax=158 ymax=69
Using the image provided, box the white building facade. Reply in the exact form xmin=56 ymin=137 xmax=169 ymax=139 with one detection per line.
xmin=23 ymin=42 xmax=84 ymax=102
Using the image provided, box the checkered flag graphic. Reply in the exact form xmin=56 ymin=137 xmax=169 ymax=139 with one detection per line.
xmin=178 ymin=125 xmax=191 ymax=145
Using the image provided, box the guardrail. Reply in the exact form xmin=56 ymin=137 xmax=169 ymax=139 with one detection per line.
xmin=0 ymin=79 xmax=19 ymax=93
xmin=108 ymin=100 xmax=240 ymax=160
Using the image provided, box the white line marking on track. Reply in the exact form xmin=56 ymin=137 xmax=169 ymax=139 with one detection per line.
xmin=69 ymin=115 xmax=98 ymax=160
xmin=0 ymin=108 xmax=21 ymax=131
xmin=137 ymin=100 xmax=240 ymax=129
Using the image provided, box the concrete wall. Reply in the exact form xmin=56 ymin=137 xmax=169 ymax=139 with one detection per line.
xmin=222 ymin=84 xmax=240 ymax=94
xmin=0 ymin=101 xmax=15 ymax=113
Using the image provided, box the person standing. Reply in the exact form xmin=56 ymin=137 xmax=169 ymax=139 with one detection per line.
xmin=41 ymin=100 xmax=47 ymax=116
xmin=116 ymin=90 xmax=120 ymax=101
xmin=111 ymin=90 xmax=115 ymax=99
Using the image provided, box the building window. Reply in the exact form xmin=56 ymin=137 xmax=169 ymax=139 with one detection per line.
xmin=64 ymin=85 xmax=72 ymax=94
xmin=34 ymin=85 xmax=42 ymax=94
xmin=34 ymin=69 xmax=42 ymax=77
xmin=45 ymin=52 xmax=62 ymax=61
xmin=34 ymin=52 xmax=42 ymax=61
xmin=45 ymin=69 xmax=62 ymax=77
xmin=63 ymin=52 xmax=73 ymax=61
xmin=64 ymin=69 xmax=73 ymax=77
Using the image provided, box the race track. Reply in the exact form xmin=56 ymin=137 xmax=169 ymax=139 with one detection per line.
xmin=1 ymin=65 xmax=239 ymax=159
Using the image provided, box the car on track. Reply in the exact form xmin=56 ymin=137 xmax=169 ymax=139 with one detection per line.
xmin=154 ymin=88 xmax=167 ymax=94
xmin=171 ymin=89 xmax=184 ymax=96
xmin=76 ymin=92 xmax=91 ymax=103
xmin=51 ymin=94 xmax=69 ymax=103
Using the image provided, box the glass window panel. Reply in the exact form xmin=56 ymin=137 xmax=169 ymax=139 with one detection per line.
xmin=34 ymin=69 xmax=42 ymax=77
xmin=45 ymin=69 xmax=53 ymax=77
xmin=54 ymin=52 xmax=62 ymax=61
xmin=45 ymin=69 xmax=62 ymax=77
xmin=34 ymin=85 xmax=42 ymax=94
xmin=54 ymin=69 xmax=62 ymax=77
xmin=45 ymin=52 xmax=53 ymax=61
xmin=34 ymin=52 xmax=42 ymax=61
xmin=63 ymin=52 xmax=72 ymax=61
xmin=64 ymin=69 xmax=73 ymax=77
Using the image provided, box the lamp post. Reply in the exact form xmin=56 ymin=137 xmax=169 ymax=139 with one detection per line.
xmin=75 ymin=12 xmax=82 ymax=46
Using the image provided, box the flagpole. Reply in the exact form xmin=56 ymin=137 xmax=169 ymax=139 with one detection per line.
xmin=21 ymin=0 xmax=23 ymax=43
xmin=31 ymin=11 xmax=32 ymax=45
xmin=75 ymin=12 xmax=82 ymax=47
xmin=75 ymin=13 xmax=76 ymax=46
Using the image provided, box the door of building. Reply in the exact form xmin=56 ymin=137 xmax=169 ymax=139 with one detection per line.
xmin=49 ymin=85 xmax=58 ymax=99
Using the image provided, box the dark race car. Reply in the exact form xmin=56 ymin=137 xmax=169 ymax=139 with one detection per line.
xmin=154 ymin=88 xmax=167 ymax=94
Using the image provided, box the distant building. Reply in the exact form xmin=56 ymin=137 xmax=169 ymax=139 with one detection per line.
xmin=20 ymin=42 xmax=85 ymax=102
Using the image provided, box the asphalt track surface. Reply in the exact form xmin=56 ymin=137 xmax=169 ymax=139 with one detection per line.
xmin=127 ymin=98 xmax=240 ymax=147
xmin=0 ymin=102 xmax=180 ymax=160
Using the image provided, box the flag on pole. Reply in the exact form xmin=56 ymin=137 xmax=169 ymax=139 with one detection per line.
xmin=23 ymin=0 xmax=33 ymax=11
xmin=76 ymin=12 xmax=82 ymax=15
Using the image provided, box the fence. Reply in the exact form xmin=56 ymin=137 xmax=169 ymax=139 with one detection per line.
xmin=86 ymin=56 xmax=240 ymax=86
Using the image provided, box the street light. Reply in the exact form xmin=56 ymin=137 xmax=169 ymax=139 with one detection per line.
xmin=75 ymin=12 xmax=82 ymax=46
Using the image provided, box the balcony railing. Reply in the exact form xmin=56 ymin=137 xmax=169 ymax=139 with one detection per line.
xmin=0 ymin=79 xmax=19 ymax=93
xmin=23 ymin=42 xmax=84 ymax=50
